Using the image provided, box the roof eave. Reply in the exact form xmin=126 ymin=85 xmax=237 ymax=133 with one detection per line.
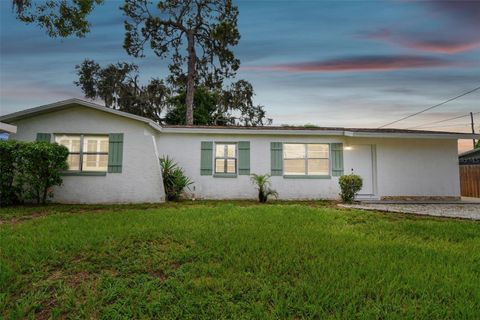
xmin=162 ymin=127 xmax=479 ymax=139
xmin=0 ymin=99 xmax=163 ymax=133
xmin=346 ymin=131 xmax=480 ymax=140
xmin=161 ymin=127 xmax=345 ymax=136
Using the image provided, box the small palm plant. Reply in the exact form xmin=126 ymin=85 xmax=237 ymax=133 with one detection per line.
xmin=160 ymin=156 xmax=193 ymax=201
xmin=250 ymin=173 xmax=278 ymax=203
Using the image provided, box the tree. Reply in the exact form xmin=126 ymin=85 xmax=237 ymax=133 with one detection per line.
xmin=12 ymin=0 xmax=104 ymax=37
xmin=76 ymin=60 xmax=271 ymax=126
xmin=75 ymin=59 xmax=170 ymax=123
xmin=166 ymin=82 xmax=271 ymax=126
xmin=221 ymin=80 xmax=271 ymax=126
xmin=165 ymin=87 xmax=228 ymax=125
xmin=476 ymin=140 xmax=479 ymax=149
xmin=122 ymin=0 xmax=241 ymax=125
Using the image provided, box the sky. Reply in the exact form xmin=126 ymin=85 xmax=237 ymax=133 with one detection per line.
xmin=0 ymin=0 xmax=479 ymax=151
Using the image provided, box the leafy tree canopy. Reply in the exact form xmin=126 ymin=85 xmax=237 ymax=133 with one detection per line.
xmin=123 ymin=0 xmax=241 ymax=124
xmin=12 ymin=0 xmax=104 ymax=37
xmin=75 ymin=59 xmax=170 ymax=123
xmin=75 ymin=60 xmax=271 ymax=126
xmin=13 ymin=1 xmax=270 ymax=126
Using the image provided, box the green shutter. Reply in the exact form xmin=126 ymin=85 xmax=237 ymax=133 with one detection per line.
xmin=238 ymin=141 xmax=250 ymax=175
xmin=331 ymin=143 xmax=344 ymax=176
xmin=271 ymin=142 xmax=283 ymax=176
xmin=36 ymin=133 xmax=51 ymax=142
xmin=108 ymin=133 xmax=124 ymax=173
xmin=200 ymin=141 xmax=213 ymax=175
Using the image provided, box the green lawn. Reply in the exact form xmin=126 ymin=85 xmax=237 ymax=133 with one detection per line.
xmin=1 ymin=202 xmax=479 ymax=319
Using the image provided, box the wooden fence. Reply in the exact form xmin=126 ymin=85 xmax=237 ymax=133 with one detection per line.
xmin=460 ymin=165 xmax=480 ymax=198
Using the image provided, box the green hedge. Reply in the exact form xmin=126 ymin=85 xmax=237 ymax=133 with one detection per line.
xmin=0 ymin=140 xmax=69 ymax=206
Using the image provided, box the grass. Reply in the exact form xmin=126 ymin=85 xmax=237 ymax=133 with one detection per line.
xmin=1 ymin=201 xmax=479 ymax=319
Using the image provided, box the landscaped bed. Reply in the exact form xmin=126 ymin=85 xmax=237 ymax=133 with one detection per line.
xmin=1 ymin=201 xmax=479 ymax=319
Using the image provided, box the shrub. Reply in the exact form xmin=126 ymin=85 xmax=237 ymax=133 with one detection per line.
xmin=339 ymin=174 xmax=363 ymax=203
xmin=17 ymin=142 xmax=69 ymax=204
xmin=0 ymin=141 xmax=69 ymax=206
xmin=250 ymin=173 xmax=278 ymax=203
xmin=0 ymin=140 xmax=23 ymax=206
xmin=160 ymin=156 xmax=193 ymax=201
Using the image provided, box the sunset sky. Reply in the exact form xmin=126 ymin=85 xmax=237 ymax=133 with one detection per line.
xmin=1 ymin=0 xmax=479 ymax=151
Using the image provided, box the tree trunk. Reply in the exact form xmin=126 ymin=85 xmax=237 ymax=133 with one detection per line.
xmin=185 ymin=31 xmax=196 ymax=125
xmin=42 ymin=185 xmax=48 ymax=204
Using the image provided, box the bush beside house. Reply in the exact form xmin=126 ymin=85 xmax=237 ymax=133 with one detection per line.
xmin=160 ymin=156 xmax=193 ymax=201
xmin=339 ymin=174 xmax=363 ymax=203
xmin=0 ymin=140 xmax=68 ymax=206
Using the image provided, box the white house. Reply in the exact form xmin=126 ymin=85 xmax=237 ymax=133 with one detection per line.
xmin=1 ymin=99 xmax=478 ymax=203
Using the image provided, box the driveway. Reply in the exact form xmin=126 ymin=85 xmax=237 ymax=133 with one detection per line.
xmin=340 ymin=199 xmax=480 ymax=220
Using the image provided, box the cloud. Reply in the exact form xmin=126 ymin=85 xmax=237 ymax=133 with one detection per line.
xmin=364 ymin=1 xmax=480 ymax=55
xmin=364 ymin=28 xmax=480 ymax=54
xmin=243 ymin=55 xmax=456 ymax=73
xmin=428 ymin=0 xmax=480 ymax=26
xmin=395 ymin=39 xmax=480 ymax=54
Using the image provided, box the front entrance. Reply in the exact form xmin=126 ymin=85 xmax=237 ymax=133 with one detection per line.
xmin=343 ymin=144 xmax=376 ymax=198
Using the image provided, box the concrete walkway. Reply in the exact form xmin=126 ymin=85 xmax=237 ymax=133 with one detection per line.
xmin=340 ymin=198 xmax=480 ymax=220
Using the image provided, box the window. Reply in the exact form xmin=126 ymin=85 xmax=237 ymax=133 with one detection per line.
xmin=283 ymin=143 xmax=329 ymax=176
xmin=55 ymin=135 xmax=109 ymax=172
xmin=215 ymin=143 xmax=236 ymax=174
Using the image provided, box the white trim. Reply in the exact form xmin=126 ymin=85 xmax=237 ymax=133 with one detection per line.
xmin=344 ymin=131 xmax=478 ymax=140
xmin=162 ymin=127 xmax=480 ymax=140
xmin=0 ymin=99 xmax=163 ymax=132
xmin=162 ymin=127 xmax=344 ymax=136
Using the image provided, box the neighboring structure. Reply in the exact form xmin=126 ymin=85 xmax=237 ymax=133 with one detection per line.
xmin=459 ymin=149 xmax=480 ymax=198
xmin=459 ymin=148 xmax=480 ymax=165
xmin=0 ymin=121 xmax=17 ymax=140
xmin=1 ymin=99 xmax=478 ymax=203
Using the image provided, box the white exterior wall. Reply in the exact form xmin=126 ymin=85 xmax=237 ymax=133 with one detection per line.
xmin=157 ymin=133 xmax=461 ymax=200
xmin=11 ymin=106 xmax=165 ymax=203
xmin=370 ymin=138 xmax=460 ymax=198
xmin=157 ymin=133 xmax=344 ymax=199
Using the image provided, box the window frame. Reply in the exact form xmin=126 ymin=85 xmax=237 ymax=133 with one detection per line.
xmin=55 ymin=134 xmax=109 ymax=173
xmin=283 ymin=143 xmax=330 ymax=178
xmin=214 ymin=142 xmax=237 ymax=176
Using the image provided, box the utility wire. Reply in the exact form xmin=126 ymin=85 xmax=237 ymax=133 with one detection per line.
xmin=408 ymin=112 xmax=480 ymax=129
xmin=378 ymin=85 xmax=480 ymax=128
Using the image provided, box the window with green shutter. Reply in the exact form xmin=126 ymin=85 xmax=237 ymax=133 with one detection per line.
xmin=238 ymin=141 xmax=250 ymax=175
xmin=36 ymin=133 xmax=51 ymax=142
xmin=200 ymin=141 xmax=213 ymax=175
xmin=55 ymin=134 xmax=110 ymax=173
xmin=271 ymin=142 xmax=283 ymax=176
xmin=108 ymin=133 xmax=124 ymax=173
xmin=330 ymin=143 xmax=344 ymax=176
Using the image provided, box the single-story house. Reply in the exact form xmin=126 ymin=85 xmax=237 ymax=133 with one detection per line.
xmin=1 ymin=99 xmax=478 ymax=203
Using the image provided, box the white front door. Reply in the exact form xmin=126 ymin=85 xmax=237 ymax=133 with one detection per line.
xmin=343 ymin=144 xmax=376 ymax=196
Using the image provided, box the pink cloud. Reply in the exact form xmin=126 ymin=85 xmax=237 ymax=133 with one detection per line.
xmin=399 ymin=39 xmax=480 ymax=54
xmin=243 ymin=56 xmax=455 ymax=73
xmin=364 ymin=28 xmax=480 ymax=54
